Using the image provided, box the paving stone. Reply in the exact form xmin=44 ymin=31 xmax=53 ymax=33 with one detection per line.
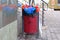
xmin=51 ymin=33 xmax=57 ymax=39
xmin=56 ymin=34 xmax=60 ymax=40
xmin=52 ymin=39 xmax=58 ymax=40
xmin=48 ymin=38 xmax=52 ymax=40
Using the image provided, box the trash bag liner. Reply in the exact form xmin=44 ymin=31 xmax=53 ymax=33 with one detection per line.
xmin=24 ymin=7 xmax=36 ymax=15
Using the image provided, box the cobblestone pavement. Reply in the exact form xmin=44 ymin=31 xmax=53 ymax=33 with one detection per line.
xmin=44 ymin=10 xmax=60 ymax=40
xmin=18 ymin=8 xmax=60 ymax=40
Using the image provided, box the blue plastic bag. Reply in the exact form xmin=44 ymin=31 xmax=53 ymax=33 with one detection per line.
xmin=24 ymin=7 xmax=36 ymax=15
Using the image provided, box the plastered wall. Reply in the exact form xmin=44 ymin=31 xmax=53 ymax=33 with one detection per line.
xmin=0 ymin=20 xmax=17 ymax=40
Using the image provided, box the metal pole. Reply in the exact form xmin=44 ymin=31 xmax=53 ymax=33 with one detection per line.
xmin=29 ymin=0 xmax=34 ymax=6
xmin=29 ymin=0 xmax=31 ymax=5
xmin=42 ymin=0 xmax=44 ymax=26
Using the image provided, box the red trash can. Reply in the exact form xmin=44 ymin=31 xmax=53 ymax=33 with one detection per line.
xmin=23 ymin=15 xmax=38 ymax=34
xmin=22 ymin=6 xmax=39 ymax=34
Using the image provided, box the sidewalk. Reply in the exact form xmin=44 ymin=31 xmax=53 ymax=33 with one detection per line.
xmin=44 ymin=10 xmax=60 ymax=40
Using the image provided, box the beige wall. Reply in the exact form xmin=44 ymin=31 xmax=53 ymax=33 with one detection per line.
xmin=48 ymin=0 xmax=60 ymax=9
